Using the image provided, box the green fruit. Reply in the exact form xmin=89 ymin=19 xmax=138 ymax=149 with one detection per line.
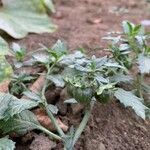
xmin=95 ymin=91 xmax=110 ymax=103
xmin=67 ymin=83 xmax=93 ymax=104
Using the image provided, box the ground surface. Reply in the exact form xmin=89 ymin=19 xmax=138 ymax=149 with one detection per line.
xmin=15 ymin=0 xmax=150 ymax=149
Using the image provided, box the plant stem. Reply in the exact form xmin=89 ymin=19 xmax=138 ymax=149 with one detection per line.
xmin=38 ymin=126 xmax=61 ymax=141
xmin=71 ymin=102 xmax=94 ymax=149
xmin=41 ymin=62 xmax=65 ymax=137
xmin=41 ymin=63 xmax=56 ymax=102
xmin=72 ymin=109 xmax=91 ymax=146
xmin=136 ymin=74 xmax=144 ymax=99
xmin=46 ymin=105 xmax=65 ymax=137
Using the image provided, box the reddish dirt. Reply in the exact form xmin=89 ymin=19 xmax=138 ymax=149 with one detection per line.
xmin=13 ymin=0 xmax=150 ymax=149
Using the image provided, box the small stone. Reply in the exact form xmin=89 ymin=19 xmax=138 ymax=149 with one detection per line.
xmin=95 ymin=117 xmax=101 ymax=123
xmin=87 ymin=18 xmax=102 ymax=24
xmin=98 ymin=142 xmax=106 ymax=150
xmin=53 ymin=11 xmax=64 ymax=19
xmin=30 ymin=133 xmax=56 ymax=150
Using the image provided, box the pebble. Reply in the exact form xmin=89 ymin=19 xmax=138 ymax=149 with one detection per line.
xmin=87 ymin=18 xmax=103 ymax=24
xmin=98 ymin=142 xmax=106 ymax=150
xmin=30 ymin=133 xmax=56 ymax=150
xmin=53 ymin=11 xmax=64 ymax=19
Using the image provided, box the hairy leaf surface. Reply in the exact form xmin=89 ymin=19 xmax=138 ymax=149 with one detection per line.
xmin=114 ymin=88 xmax=148 ymax=119
xmin=0 ymin=93 xmax=38 ymax=120
xmin=0 ymin=110 xmax=42 ymax=134
xmin=138 ymin=54 xmax=150 ymax=74
xmin=0 ymin=137 xmax=15 ymax=150
xmin=0 ymin=0 xmax=56 ymax=39
xmin=0 ymin=36 xmax=9 ymax=55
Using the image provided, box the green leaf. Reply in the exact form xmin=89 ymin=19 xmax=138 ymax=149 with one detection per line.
xmin=102 ymin=36 xmax=121 ymax=44
xmin=0 ymin=93 xmax=38 ymax=120
xmin=97 ymin=83 xmax=115 ymax=95
xmin=0 ymin=110 xmax=42 ymax=134
xmin=0 ymin=0 xmax=57 ymax=39
xmin=119 ymin=44 xmax=130 ymax=51
xmin=52 ymin=40 xmax=67 ymax=53
xmin=0 ymin=37 xmax=12 ymax=83
xmin=47 ymin=74 xmax=65 ymax=87
xmin=122 ymin=21 xmax=134 ymax=35
xmin=42 ymin=0 xmax=55 ymax=13
xmin=51 ymin=40 xmax=67 ymax=59
xmin=114 ymin=88 xmax=148 ymax=119
xmin=95 ymin=56 xmax=108 ymax=68
xmin=23 ymin=91 xmax=41 ymax=102
xmin=142 ymin=83 xmax=150 ymax=93
xmin=138 ymin=54 xmax=150 ymax=74
xmin=12 ymin=43 xmax=21 ymax=53
xmin=95 ymin=75 xmax=109 ymax=84
xmin=74 ymin=64 xmax=89 ymax=73
xmin=0 ymin=56 xmax=13 ymax=83
xmin=46 ymin=104 xmax=58 ymax=114
xmin=0 ymin=137 xmax=15 ymax=150
xmin=60 ymin=51 xmax=85 ymax=66
xmin=12 ymin=43 xmax=26 ymax=61
xmin=104 ymin=62 xmax=125 ymax=69
xmin=110 ymin=74 xmax=132 ymax=83
xmin=0 ymin=36 xmax=9 ymax=55
xmin=134 ymin=25 xmax=145 ymax=35
xmin=33 ymin=53 xmax=49 ymax=64
xmin=64 ymin=98 xmax=78 ymax=104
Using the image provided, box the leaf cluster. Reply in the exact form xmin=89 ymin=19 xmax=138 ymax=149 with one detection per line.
xmin=0 ymin=21 xmax=150 ymax=149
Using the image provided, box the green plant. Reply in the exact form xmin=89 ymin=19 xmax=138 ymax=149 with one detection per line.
xmin=11 ymin=43 xmax=26 ymax=62
xmin=21 ymin=39 xmax=150 ymax=149
xmin=0 ymin=37 xmax=13 ymax=83
xmin=0 ymin=27 xmax=150 ymax=149
xmin=103 ymin=21 xmax=150 ymax=105
xmin=10 ymin=73 xmax=36 ymax=95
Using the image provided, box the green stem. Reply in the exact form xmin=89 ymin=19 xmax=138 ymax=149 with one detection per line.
xmin=41 ymin=62 xmax=65 ymax=137
xmin=46 ymin=106 xmax=65 ymax=137
xmin=136 ymin=74 xmax=144 ymax=99
xmin=38 ymin=126 xmax=61 ymax=141
xmin=41 ymin=63 xmax=56 ymax=101
xmin=72 ymin=108 xmax=91 ymax=146
xmin=68 ymin=102 xmax=94 ymax=149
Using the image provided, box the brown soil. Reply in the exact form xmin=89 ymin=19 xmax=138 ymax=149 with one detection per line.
xmin=14 ymin=0 xmax=150 ymax=149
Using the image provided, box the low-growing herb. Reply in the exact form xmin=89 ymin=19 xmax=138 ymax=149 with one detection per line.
xmin=0 ymin=23 xmax=150 ymax=149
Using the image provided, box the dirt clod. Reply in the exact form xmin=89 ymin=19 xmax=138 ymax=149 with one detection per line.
xmin=71 ymin=103 xmax=84 ymax=115
xmin=53 ymin=11 xmax=64 ymax=19
xmin=86 ymin=18 xmax=103 ymax=24
xmin=30 ymin=133 xmax=56 ymax=150
xmin=33 ymin=108 xmax=68 ymax=132
xmin=56 ymin=99 xmax=67 ymax=116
